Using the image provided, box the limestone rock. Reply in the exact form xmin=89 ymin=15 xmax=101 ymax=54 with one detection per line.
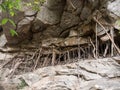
xmin=60 ymin=12 xmax=80 ymax=29
xmin=31 ymin=19 xmax=47 ymax=33
xmin=69 ymin=30 xmax=78 ymax=37
xmin=31 ymin=75 xmax=79 ymax=90
xmin=37 ymin=0 xmax=66 ymax=25
xmin=60 ymin=36 xmax=89 ymax=47
xmin=114 ymin=19 xmax=120 ymax=30
xmin=0 ymin=57 xmax=119 ymax=90
xmin=43 ymin=25 xmax=64 ymax=38
xmin=0 ymin=52 xmax=16 ymax=61
xmin=20 ymin=73 xmax=41 ymax=86
xmin=108 ymin=0 xmax=120 ymax=17
xmin=2 ymin=2 xmax=36 ymax=45
xmin=42 ymin=38 xmax=64 ymax=47
xmin=17 ymin=57 xmax=120 ymax=90
xmin=80 ymin=6 xmax=92 ymax=21
xmin=0 ymin=34 xmax=7 ymax=47
xmin=80 ymin=79 xmax=120 ymax=90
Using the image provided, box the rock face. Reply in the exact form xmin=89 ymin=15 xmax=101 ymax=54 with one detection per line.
xmin=108 ymin=0 xmax=120 ymax=30
xmin=0 ymin=1 xmax=120 ymax=90
xmin=1 ymin=0 xmax=120 ymax=48
xmin=19 ymin=58 xmax=120 ymax=90
xmin=0 ymin=58 xmax=119 ymax=90
xmin=0 ymin=34 xmax=7 ymax=47
xmin=37 ymin=0 xmax=66 ymax=25
xmin=1 ymin=1 xmax=37 ymax=45
xmin=108 ymin=0 xmax=120 ymax=17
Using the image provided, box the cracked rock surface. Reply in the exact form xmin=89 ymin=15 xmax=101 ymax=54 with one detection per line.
xmin=0 ymin=57 xmax=119 ymax=90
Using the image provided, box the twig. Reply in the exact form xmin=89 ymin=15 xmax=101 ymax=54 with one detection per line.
xmin=0 ymin=54 xmax=18 ymax=69
xmin=103 ymin=44 xmax=108 ymax=57
xmin=28 ymin=49 xmax=39 ymax=60
xmin=67 ymin=0 xmax=76 ymax=10
xmin=52 ymin=47 xmax=56 ymax=66
xmin=78 ymin=48 xmax=81 ymax=59
xmin=42 ymin=54 xmax=50 ymax=67
xmin=95 ymin=22 xmax=98 ymax=59
xmin=64 ymin=52 xmax=67 ymax=63
xmin=33 ymin=48 xmax=42 ymax=70
xmin=8 ymin=60 xmax=22 ymax=78
xmin=89 ymin=37 xmax=97 ymax=59
xmin=110 ymin=27 xmax=114 ymax=56
xmin=67 ymin=51 xmax=70 ymax=62
xmin=93 ymin=17 xmax=120 ymax=54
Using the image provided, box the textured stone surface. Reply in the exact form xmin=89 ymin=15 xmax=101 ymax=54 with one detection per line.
xmin=37 ymin=0 xmax=66 ymax=25
xmin=0 ymin=34 xmax=7 ymax=47
xmin=1 ymin=1 xmax=37 ymax=45
xmin=2 ymin=58 xmax=118 ymax=90
xmin=108 ymin=0 xmax=120 ymax=17
xmin=60 ymin=12 xmax=80 ymax=29
xmin=2 ymin=0 xmax=119 ymax=46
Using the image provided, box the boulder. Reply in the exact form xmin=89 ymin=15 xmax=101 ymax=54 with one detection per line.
xmin=1 ymin=1 xmax=37 ymax=45
xmin=107 ymin=0 xmax=120 ymax=17
xmin=8 ymin=57 xmax=120 ymax=90
xmin=0 ymin=34 xmax=7 ymax=47
xmin=37 ymin=0 xmax=66 ymax=25
xmin=60 ymin=12 xmax=80 ymax=29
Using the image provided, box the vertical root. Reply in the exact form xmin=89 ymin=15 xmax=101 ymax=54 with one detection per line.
xmin=52 ymin=48 xmax=56 ymax=66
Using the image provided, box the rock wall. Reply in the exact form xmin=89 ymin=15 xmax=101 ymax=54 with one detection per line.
xmin=0 ymin=0 xmax=120 ymax=48
xmin=0 ymin=57 xmax=120 ymax=90
xmin=0 ymin=1 xmax=120 ymax=90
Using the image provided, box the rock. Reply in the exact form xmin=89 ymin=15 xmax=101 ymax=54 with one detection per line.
xmin=80 ymin=79 xmax=120 ymax=90
xmin=16 ymin=20 xmax=33 ymax=43
xmin=0 ymin=52 xmax=16 ymax=61
xmin=0 ymin=83 xmax=17 ymax=90
xmin=24 ymin=10 xmax=36 ymax=16
xmin=0 ymin=46 xmax=20 ymax=53
xmin=2 ymin=1 xmax=36 ymax=45
xmin=112 ymin=56 xmax=120 ymax=64
xmin=43 ymin=25 xmax=64 ymax=38
xmin=96 ymin=25 xmax=110 ymax=41
xmin=93 ymin=11 xmax=115 ymax=41
xmin=66 ymin=0 xmax=83 ymax=15
xmin=0 ymin=57 xmax=119 ymax=90
xmin=69 ymin=30 xmax=78 ymax=37
xmin=60 ymin=12 xmax=80 ymax=29
xmin=0 ymin=68 xmax=10 ymax=80
xmin=60 ymin=36 xmax=89 ymax=47
xmin=0 ymin=85 xmax=4 ymax=90
xmin=80 ymin=6 xmax=92 ymax=21
xmin=21 ymin=86 xmax=32 ymax=90
xmin=78 ymin=24 xmax=93 ymax=36
xmin=32 ymin=32 xmax=43 ymax=43
xmin=15 ymin=57 xmax=120 ymax=90
xmin=114 ymin=19 xmax=120 ymax=30
xmin=0 ymin=77 xmax=21 ymax=90
xmin=42 ymin=38 xmax=64 ymax=47
xmin=2 ymin=11 xmax=24 ymax=45
xmin=20 ymin=73 xmax=41 ymax=86
xmin=31 ymin=75 xmax=79 ymax=90
xmin=37 ymin=0 xmax=66 ymax=25
xmin=41 ymin=36 xmax=89 ymax=47
xmin=108 ymin=0 xmax=120 ymax=17
xmin=0 ymin=34 xmax=7 ymax=47
xmin=31 ymin=19 xmax=47 ymax=33
xmin=34 ymin=66 xmax=57 ymax=77
xmin=78 ymin=58 xmax=120 ymax=78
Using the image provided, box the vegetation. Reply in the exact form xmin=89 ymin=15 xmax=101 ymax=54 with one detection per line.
xmin=0 ymin=0 xmax=21 ymax=36
xmin=0 ymin=0 xmax=45 ymax=36
xmin=17 ymin=78 xmax=28 ymax=89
